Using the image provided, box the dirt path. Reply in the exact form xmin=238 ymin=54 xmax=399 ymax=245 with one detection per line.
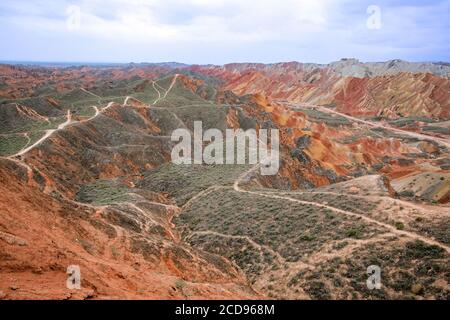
xmin=80 ymin=88 xmax=102 ymax=100
xmin=101 ymin=74 xmax=179 ymax=110
xmin=115 ymin=201 xmax=180 ymax=241
xmin=151 ymin=103 xmax=240 ymax=110
xmin=1 ymin=91 xmax=184 ymax=224
xmin=0 ymin=156 xmax=34 ymax=183
xmin=4 ymin=99 xmax=117 ymax=185
xmin=12 ymin=110 xmax=72 ymax=158
xmin=124 ymin=193 xmax=180 ymax=211
xmin=182 ymin=186 xmax=227 ymax=210
xmin=132 ymin=74 xmax=179 ymax=107
xmin=233 ymin=165 xmax=450 ymax=253
xmin=87 ymin=102 xmax=115 ymax=120
xmin=123 ymin=96 xmax=132 ymax=107
xmin=152 ymin=81 xmax=162 ymax=105
xmin=163 ymin=74 xmax=179 ymax=99
xmin=260 ymin=189 xmax=449 ymax=217
xmin=285 ymin=103 xmax=450 ymax=149
xmin=11 ymin=102 xmax=112 ymax=158
xmin=186 ymin=230 xmax=287 ymax=265
xmin=14 ymin=103 xmax=50 ymax=124
xmin=21 ymin=133 xmax=31 ymax=150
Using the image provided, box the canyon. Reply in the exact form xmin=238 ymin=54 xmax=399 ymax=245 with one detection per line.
xmin=0 ymin=59 xmax=449 ymax=300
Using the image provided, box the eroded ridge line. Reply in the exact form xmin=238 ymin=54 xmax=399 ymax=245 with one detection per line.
xmin=284 ymin=102 xmax=450 ymax=149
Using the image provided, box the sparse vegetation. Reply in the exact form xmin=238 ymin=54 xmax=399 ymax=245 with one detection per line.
xmin=76 ymin=179 xmax=132 ymax=205
xmin=1 ymin=63 xmax=449 ymax=301
xmin=0 ymin=135 xmax=29 ymax=156
xmin=395 ymin=222 xmax=405 ymax=230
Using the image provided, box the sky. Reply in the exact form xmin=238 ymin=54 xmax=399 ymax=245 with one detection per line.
xmin=0 ymin=0 xmax=449 ymax=64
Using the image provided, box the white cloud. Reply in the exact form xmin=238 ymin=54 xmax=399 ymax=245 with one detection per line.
xmin=0 ymin=0 xmax=448 ymax=63
xmin=0 ymin=0 xmax=335 ymax=42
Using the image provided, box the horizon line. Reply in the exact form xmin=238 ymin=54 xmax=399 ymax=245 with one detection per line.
xmin=1 ymin=58 xmax=449 ymax=68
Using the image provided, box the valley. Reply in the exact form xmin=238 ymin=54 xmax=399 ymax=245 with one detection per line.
xmin=0 ymin=60 xmax=449 ymax=300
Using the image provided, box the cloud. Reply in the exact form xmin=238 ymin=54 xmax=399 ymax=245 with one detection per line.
xmin=0 ymin=0 xmax=334 ymax=41
xmin=0 ymin=0 xmax=448 ymax=63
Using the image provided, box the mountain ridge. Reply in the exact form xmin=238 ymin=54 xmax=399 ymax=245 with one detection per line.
xmin=0 ymin=62 xmax=449 ymax=300
xmin=2 ymin=58 xmax=450 ymax=77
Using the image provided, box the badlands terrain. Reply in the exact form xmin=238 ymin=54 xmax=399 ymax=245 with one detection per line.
xmin=0 ymin=59 xmax=449 ymax=300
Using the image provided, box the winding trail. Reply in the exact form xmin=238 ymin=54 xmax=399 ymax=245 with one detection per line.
xmin=152 ymin=81 xmax=162 ymax=105
xmin=21 ymin=133 xmax=31 ymax=150
xmin=284 ymin=102 xmax=450 ymax=149
xmin=4 ymin=100 xmax=119 ymax=185
xmin=0 ymin=155 xmax=34 ymax=183
xmin=182 ymin=186 xmax=227 ymax=210
xmin=14 ymin=103 xmax=50 ymax=124
xmin=6 ymin=81 xmax=174 ymax=161
xmin=186 ymin=230 xmax=287 ymax=265
xmin=80 ymin=88 xmax=102 ymax=100
xmin=123 ymin=96 xmax=132 ymax=107
xmin=155 ymin=81 xmax=166 ymax=94
xmin=12 ymin=110 xmax=72 ymax=158
xmin=124 ymin=193 xmax=180 ymax=211
xmin=163 ymin=74 xmax=179 ymax=99
xmin=7 ymin=78 xmax=448 ymax=250
xmin=132 ymin=75 xmax=180 ymax=107
xmin=10 ymin=100 xmax=117 ymax=159
xmin=233 ymin=165 xmax=450 ymax=254
xmin=1 ymin=93 xmax=183 ymax=227
xmin=259 ymin=190 xmax=450 ymax=217
xmin=2 ymin=73 xmax=449 ymax=295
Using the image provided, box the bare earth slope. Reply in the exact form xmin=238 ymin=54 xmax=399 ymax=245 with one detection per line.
xmin=0 ymin=61 xmax=449 ymax=300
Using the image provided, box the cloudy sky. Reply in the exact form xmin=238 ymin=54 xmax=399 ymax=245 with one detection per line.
xmin=0 ymin=0 xmax=449 ymax=64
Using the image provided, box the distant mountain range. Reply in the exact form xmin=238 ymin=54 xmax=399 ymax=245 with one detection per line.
xmin=2 ymin=59 xmax=449 ymax=77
